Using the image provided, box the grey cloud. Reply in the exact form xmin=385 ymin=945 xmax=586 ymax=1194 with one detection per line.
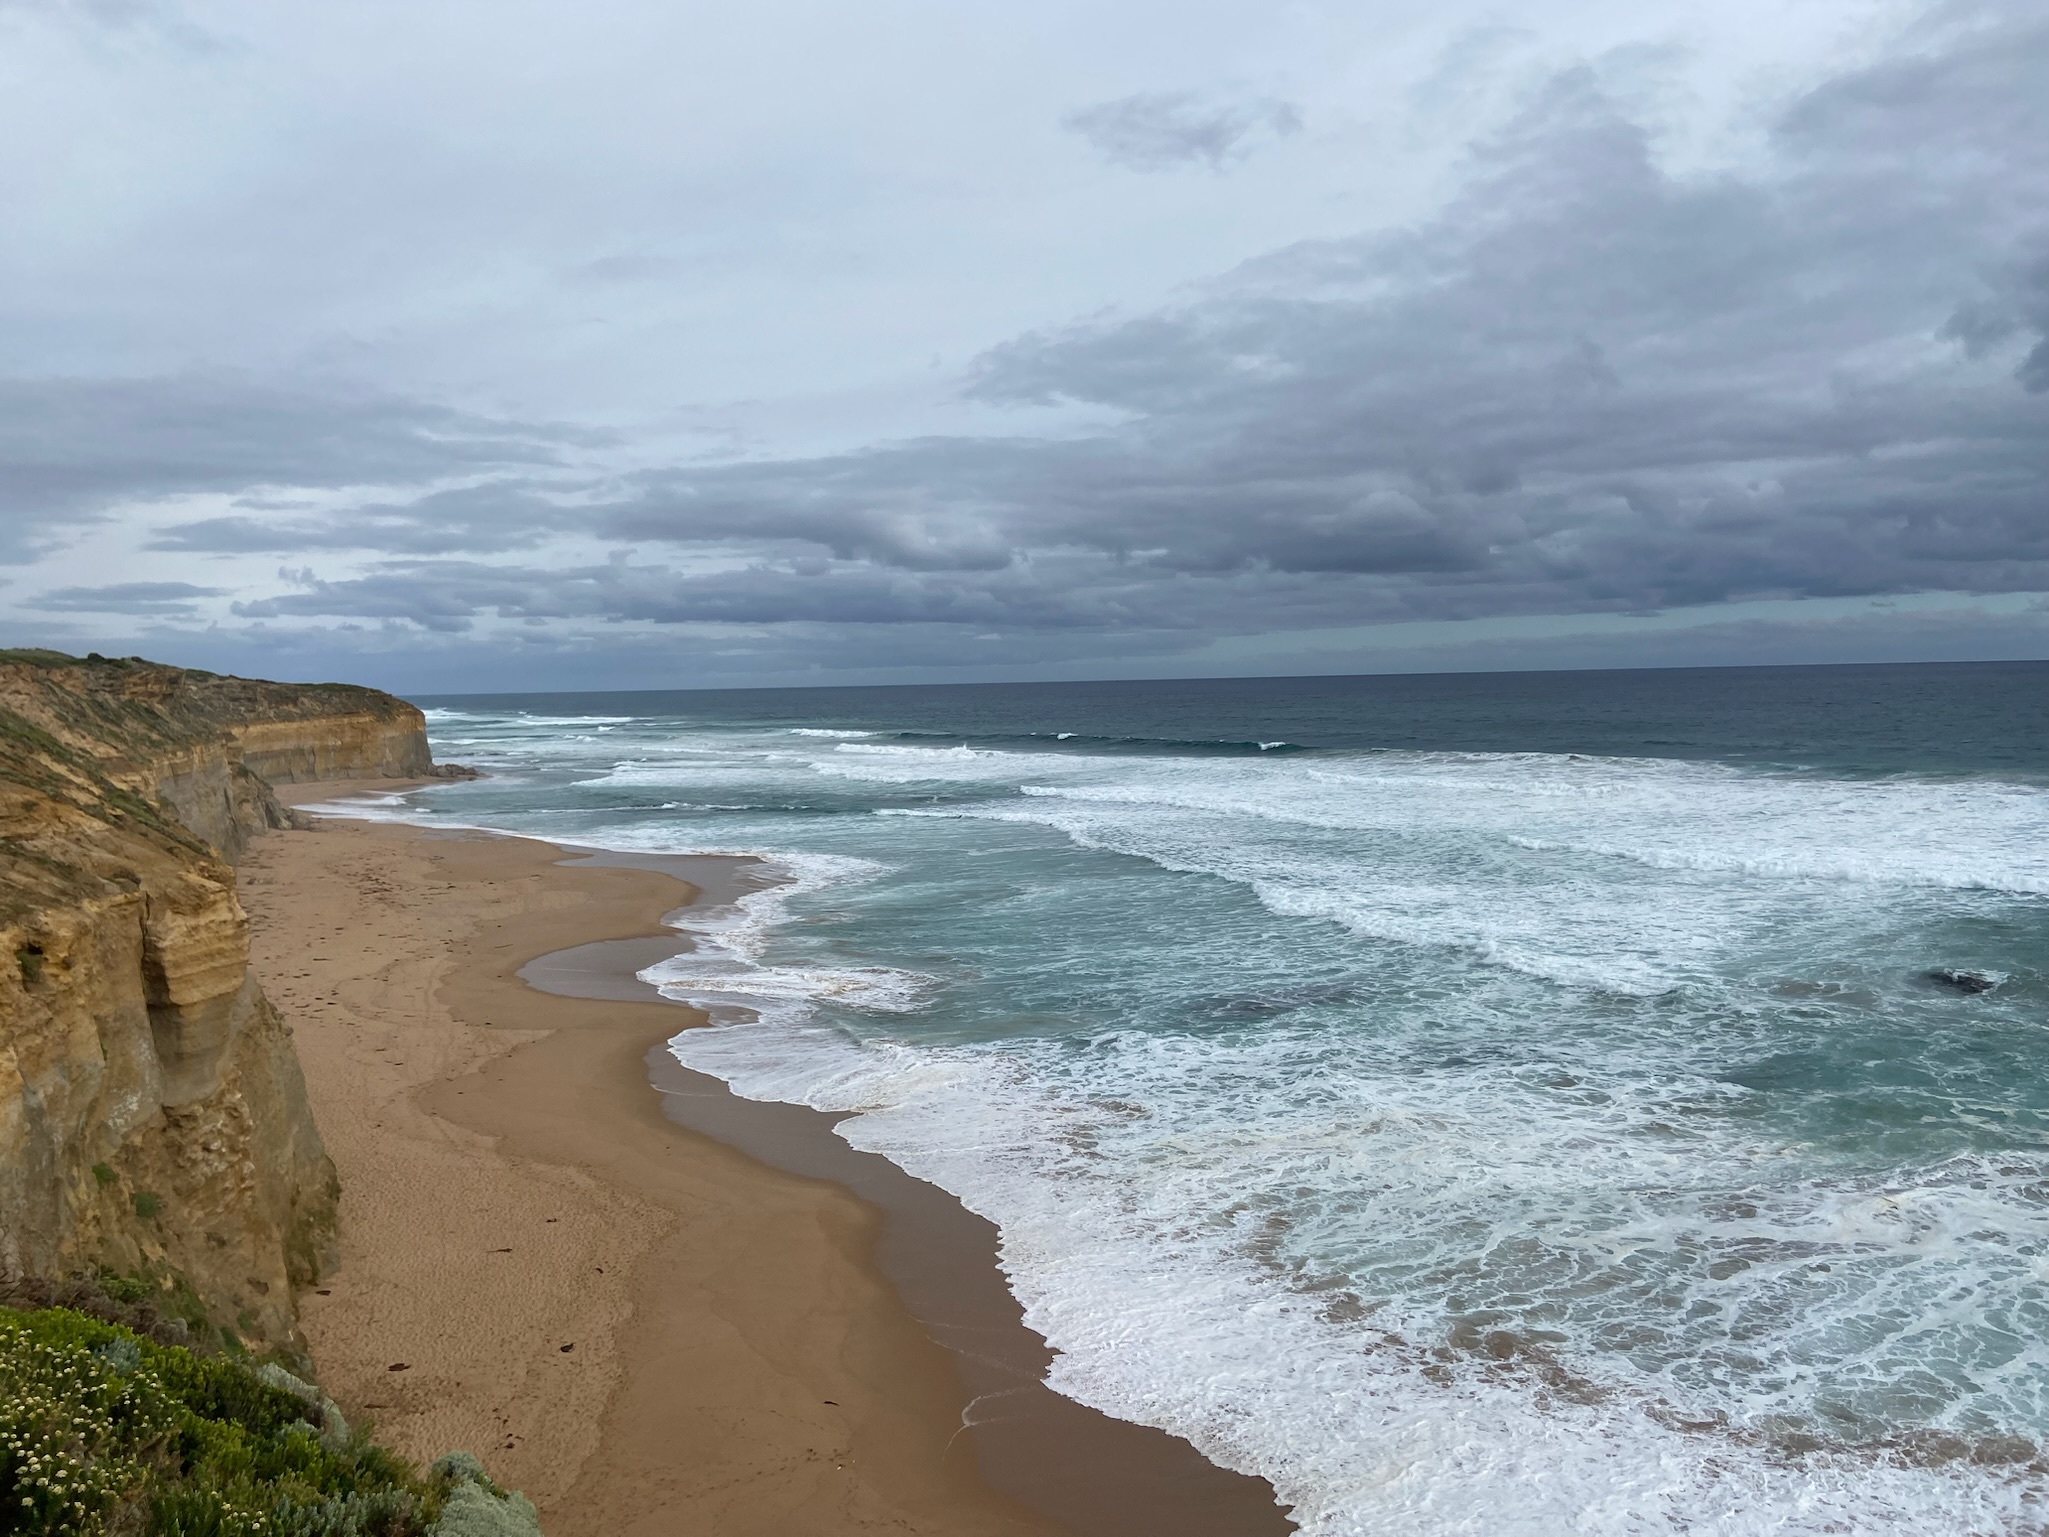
xmin=174 ymin=612 xmax=1199 ymax=692
xmin=210 ymin=543 xmax=1747 ymax=644
xmin=3 ymin=0 xmax=177 ymax=26
xmin=216 ymin=557 xmax=1210 ymax=685
xmin=0 ymin=375 xmax=589 ymax=558
xmin=1064 ymin=91 xmax=1302 ymax=170
xmin=37 ymin=4 xmax=2045 ymax=664
xmin=585 ymin=6 xmax=2044 ymax=627
xmin=32 ymin=580 xmax=226 ymax=613
xmin=563 ymin=253 xmax=691 ymax=286
xmin=64 ymin=588 xmax=2046 ymax=697
xmin=606 ymin=441 xmax=1495 ymax=579
xmin=0 ymin=0 xmax=219 ymax=51
xmin=150 ymin=482 xmax=588 ymax=555
xmin=228 ymin=554 xmax=1207 ymax=633
xmin=1998 ymin=255 xmax=2049 ymax=392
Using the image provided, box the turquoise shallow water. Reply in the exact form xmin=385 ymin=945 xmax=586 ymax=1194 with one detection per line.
xmin=335 ymin=663 xmax=2045 ymax=1535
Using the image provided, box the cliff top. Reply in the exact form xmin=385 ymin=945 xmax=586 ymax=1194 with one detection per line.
xmin=1 ymin=649 xmax=432 ymax=917
xmin=0 ymin=658 xmax=219 ymax=923
xmin=0 ymin=649 xmax=418 ymax=773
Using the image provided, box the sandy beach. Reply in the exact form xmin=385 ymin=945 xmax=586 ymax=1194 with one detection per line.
xmin=238 ymin=790 xmax=1292 ymax=1536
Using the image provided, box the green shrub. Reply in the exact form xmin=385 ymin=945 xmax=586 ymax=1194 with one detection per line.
xmin=424 ymin=1484 xmax=539 ymax=1537
xmin=131 ymin=1194 xmax=163 ymax=1221
xmin=89 ymin=1275 xmax=148 ymax=1308
xmin=423 ymin=1459 xmax=540 ymax=1537
xmin=88 ymin=1168 xmax=117 ymax=1191
xmin=0 ymin=1306 xmax=519 ymax=1537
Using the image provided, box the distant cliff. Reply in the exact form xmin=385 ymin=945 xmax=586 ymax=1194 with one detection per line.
xmin=0 ymin=648 xmax=434 ymax=859
xmin=0 ymin=650 xmax=442 ymax=1357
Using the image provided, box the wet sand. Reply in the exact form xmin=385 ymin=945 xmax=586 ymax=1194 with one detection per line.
xmin=242 ymin=789 xmax=1293 ymax=1536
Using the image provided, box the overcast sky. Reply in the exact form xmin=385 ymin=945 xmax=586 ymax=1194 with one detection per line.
xmin=1 ymin=0 xmax=2043 ymax=692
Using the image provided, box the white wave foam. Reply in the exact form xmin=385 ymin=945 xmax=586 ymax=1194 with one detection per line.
xmin=295 ymin=790 xmax=436 ymax=820
xmin=309 ymin=722 xmax=2048 ymax=1532
xmin=564 ymin=748 xmax=786 ymax=788
xmin=673 ymin=1018 xmax=2045 ymax=1536
xmin=778 ymin=740 xmax=2049 ymax=899
xmin=1507 ymin=833 xmax=2049 ymax=894
xmin=932 ymin=798 xmax=1720 ymax=995
xmin=787 ymin=727 xmax=876 ymax=738
xmin=600 ymin=844 xmax=938 ymax=1024
xmin=835 ymin=742 xmax=2044 ymax=990
xmin=300 ymin=782 xmax=935 ymax=1024
xmin=641 ymin=953 xmax=930 ymax=1020
xmin=832 ymin=741 xmax=985 ymax=762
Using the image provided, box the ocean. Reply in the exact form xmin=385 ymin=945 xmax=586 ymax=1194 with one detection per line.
xmin=344 ymin=662 xmax=2046 ymax=1535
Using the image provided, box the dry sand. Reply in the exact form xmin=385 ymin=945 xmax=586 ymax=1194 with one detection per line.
xmin=240 ymin=805 xmax=1054 ymax=1537
xmin=239 ymin=791 xmax=1292 ymax=1536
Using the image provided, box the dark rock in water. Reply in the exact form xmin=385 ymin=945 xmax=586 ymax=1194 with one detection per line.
xmin=1923 ymin=968 xmax=1998 ymax=995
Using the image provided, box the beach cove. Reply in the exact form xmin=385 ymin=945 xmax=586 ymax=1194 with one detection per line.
xmin=3 ymin=657 xmax=2038 ymax=1534
xmin=356 ymin=665 xmax=2046 ymax=1536
xmin=244 ymin=788 xmax=1293 ymax=1536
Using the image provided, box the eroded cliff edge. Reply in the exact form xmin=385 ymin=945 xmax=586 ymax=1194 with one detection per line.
xmin=0 ymin=649 xmax=442 ymax=1356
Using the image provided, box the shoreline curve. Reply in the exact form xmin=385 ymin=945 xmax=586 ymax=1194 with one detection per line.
xmin=247 ymin=785 xmax=1292 ymax=1535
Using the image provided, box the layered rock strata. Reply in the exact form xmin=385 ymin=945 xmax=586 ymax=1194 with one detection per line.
xmin=0 ymin=650 xmax=440 ymax=1353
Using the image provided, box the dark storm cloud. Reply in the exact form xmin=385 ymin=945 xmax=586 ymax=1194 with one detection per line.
xmin=1064 ymin=91 xmax=1303 ymax=170
xmin=32 ymin=580 xmax=225 ymax=612
xmin=0 ymin=375 xmax=587 ymax=558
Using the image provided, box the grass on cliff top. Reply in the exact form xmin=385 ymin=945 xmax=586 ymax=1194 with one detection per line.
xmin=0 ymin=651 xmax=214 ymax=680
xmin=0 ymin=1307 xmax=539 ymax=1537
xmin=0 ymin=649 xmax=397 ymax=704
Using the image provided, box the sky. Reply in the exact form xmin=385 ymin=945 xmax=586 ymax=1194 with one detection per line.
xmin=1 ymin=0 xmax=2043 ymax=693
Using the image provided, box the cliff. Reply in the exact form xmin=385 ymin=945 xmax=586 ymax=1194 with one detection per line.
xmin=0 ymin=648 xmax=434 ymax=860
xmin=0 ymin=650 xmax=443 ymax=1357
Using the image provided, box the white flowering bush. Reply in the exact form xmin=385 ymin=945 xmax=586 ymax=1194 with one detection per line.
xmin=0 ymin=1306 xmax=537 ymax=1537
xmin=0 ymin=1331 xmax=177 ymax=1532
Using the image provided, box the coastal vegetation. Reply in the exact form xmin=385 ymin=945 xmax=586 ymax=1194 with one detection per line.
xmin=0 ymin=1295 xmax=539 ymax=1537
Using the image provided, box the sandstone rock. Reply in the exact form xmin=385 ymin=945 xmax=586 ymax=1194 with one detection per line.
xmin=0 ymin=649 xmax=438 ymax=1354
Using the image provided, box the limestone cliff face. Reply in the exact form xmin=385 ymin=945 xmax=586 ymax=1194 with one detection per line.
xmin=0 ymin=650 xmax=438 ymax=1352
xmin=0 ymin=650 xmax=433 ymax=859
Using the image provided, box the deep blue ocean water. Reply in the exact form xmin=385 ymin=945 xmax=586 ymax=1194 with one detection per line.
xmin=335 ymin=662 xmax=2045 ymax=1535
